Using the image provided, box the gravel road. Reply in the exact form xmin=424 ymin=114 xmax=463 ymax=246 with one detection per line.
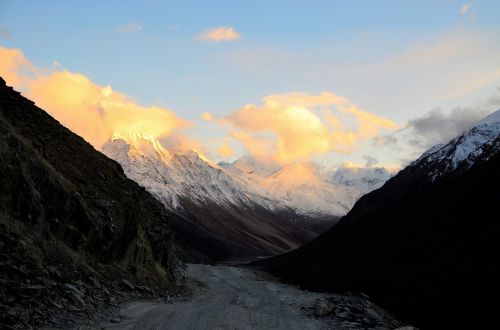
xmin=93 ymin=264 xmax=407 ymax=330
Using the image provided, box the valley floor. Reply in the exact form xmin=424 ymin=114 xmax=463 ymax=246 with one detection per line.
xmin=74 ymin=264 xmax=408 ymax=330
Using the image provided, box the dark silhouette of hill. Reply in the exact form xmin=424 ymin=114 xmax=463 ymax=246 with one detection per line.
xmin=0 ymin=77 xmax=196 ymax=328
xmin=258 ymin=117 xmax=500 ymax=329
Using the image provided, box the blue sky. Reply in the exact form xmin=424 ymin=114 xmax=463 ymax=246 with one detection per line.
xmin=1 ymin=0 xmax=499 ymax=167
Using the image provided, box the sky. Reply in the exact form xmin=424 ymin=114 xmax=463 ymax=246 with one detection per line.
xmin=1 ymin=0 xmax=499 ymax=169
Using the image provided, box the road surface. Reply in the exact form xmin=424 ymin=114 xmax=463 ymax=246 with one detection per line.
xmin=93 ymin=264 xmax=405 ymax=329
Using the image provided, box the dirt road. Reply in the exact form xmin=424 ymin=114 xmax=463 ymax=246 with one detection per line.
xmin=94 ymin=264 xmax=406 ymax=329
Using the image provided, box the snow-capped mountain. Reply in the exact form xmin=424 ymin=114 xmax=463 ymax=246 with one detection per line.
xmin=101 ymin=131 xmax=394 ymax=259
xmin=101 ymin=132 xmax=363 ymax=259
xmin=410 ymin=109 xmax=500 ymax=181
xmin=260 ymin=163 xmax=360 ymax=216
xmin=102 ymin=132 xmax=281 ymax=213
xmin=219 ymin=159 xmax=360 ymax=216
xmin=103 ymin=133 xmax=361 ymax=218
xmin=327 ymin=166 xmax=394 ymax=194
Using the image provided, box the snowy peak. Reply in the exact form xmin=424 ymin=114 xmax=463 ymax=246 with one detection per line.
xmin=477 ymin=108 xmax=500 ymax=126
xmin=262 ymin=163 xmax=361 ymax=216
xmin=412 ymin=109 xmax=500 ymax=181
xmin=110 ymin=131 xmax=170 ymax=160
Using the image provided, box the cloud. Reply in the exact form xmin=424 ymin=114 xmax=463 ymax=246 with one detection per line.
xmin=160 ymin=134 xmax=207 ymax=158
xmin=370 ymin=89 xmax=500 ymax=166
xmin=116 ymin=22 xmax=142 ymax=33
xmin=197 ymin=27 xmax=240 ymax=43
xmin=407 ymin=106 xmax=488 ymax=145
xmin=217 ymin=143 xmax=235 ymax=157
xmin=362 ymin=155 xmax=378 ymax=168
xmin=460 ymin=3 xmax=472 ymax=15
xmin=219 ymin=92 xmax=397 ymax=163
xmin=201 ymin=112 xmax=213 ymax=121
xmin=0 ymin=26 xmax=12 ymax=39
xmin=373 ymin=134 xmax=398 ymax=147
xmin=0 ymin=46 xmax=192 ymax=149
xmin=0 ymin=47 xmax=35 ymax=86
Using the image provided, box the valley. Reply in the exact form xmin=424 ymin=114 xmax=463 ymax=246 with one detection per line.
xmin=1 ymin=4 xmax=500 ymax=327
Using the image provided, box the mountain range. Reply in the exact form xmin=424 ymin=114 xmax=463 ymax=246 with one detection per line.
xmin=102 ymin=132 xmax=391 ymax=260
xmin=257 ymin=109 xmax=500 ymax=328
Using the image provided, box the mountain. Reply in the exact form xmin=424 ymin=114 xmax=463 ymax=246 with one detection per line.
xmin=257 ymin=110 xmax=500 ymax=329
xmin=0 ymin=78 xmax=187 ymax=328
xmin=103 ymin=133 xmax=345 ymax=261
xmin=326 ymin=166 xmax=394 ymax=194
xmin=220 ymin=158 xmax=361 ymax=216
xmin=260 ymin=163 xmax=360 ymax=216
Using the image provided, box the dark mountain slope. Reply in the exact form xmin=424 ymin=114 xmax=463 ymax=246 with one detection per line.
xmin=169 ymin=196 xmax=331 ymax=261
xmin=0 ymin=77 xmax=188 ymax=328
xmin=259 ymin=117 xmax=500 ymax=328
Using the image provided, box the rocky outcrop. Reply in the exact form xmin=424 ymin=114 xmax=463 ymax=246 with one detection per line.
xmin=0 ymin=77 xmax=183 ymax=328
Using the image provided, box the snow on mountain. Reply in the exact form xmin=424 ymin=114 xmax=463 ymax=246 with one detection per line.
xmin=327 ymin=166 xmax=394 ymax=194
xmin=219 ymin=156 xmax=281 ymax=183
xmin=261 ymin=163 xmax=360 ymax=216
xmin=102 ymin=132 xmax=365 ymax=219
xmin=411 ymin=109 xmax=500 ymax=181
xmin=102 ymin=132 xmax=285 ymax=213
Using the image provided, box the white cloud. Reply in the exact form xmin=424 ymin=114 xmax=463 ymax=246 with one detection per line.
xmin=460 ymin=3 xmax=472 ymax=15
xmin=116 ymin=22 xmax=142 ymax=33
xmin=197 ymin=27 xmax=240 ymax=43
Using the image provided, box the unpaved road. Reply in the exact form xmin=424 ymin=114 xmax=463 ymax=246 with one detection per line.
xmin=93 ymin=264 xmax=406 ymax=330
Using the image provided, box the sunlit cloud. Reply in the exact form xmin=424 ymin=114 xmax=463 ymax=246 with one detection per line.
xmin=116 ymin=22 xmax=142 ymax=33
xmin=0 ymin=46 xmax=192 ymax=149
xmin=201 ymin=111 xmax=213 ymax=121
xmin=197 ymin=27 xmax=240 ymax=43
xmin=0 ymin=47 xmax=35 ymax=86
xmin=460 ymin=3 xmax=472 ymax=15
xmin=218 ymin=92 xmax=398 ymax=164
xmin=160 ymin=134 xmax=207 ymax=158
xmin=217 ymin=143 xmax=235 ymax=157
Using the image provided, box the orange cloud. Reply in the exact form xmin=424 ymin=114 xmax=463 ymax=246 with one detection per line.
xmin=201 ymin=111 xmax=213 ymax=121
xmin=221 ymin=92 xmax=398 ymax=163
xmin=217 ymin=143 xmax=235 ymax=157
xmin=0 ymin=46 xmax=192 ymax=149
xmin=0 ymin=47 xmax=34 ymax=87
xmin=197 ymin=27 xmax=240 ymax=43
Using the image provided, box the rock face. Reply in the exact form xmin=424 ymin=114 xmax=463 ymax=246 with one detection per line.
xmin=258 ymin=110 xmax=500 ymax=329
xmin=0 ymin=77 xmax=183 ymax=328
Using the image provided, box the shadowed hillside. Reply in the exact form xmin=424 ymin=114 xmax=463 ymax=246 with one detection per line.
xmin=258 ymin=112 xmax=500 ymax=328
xmin=0 ymin=77 xmax=190 ymax=328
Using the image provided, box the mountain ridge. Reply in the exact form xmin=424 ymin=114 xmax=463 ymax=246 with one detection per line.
xmin=256 ymin=109 xmax=500 ymax=328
